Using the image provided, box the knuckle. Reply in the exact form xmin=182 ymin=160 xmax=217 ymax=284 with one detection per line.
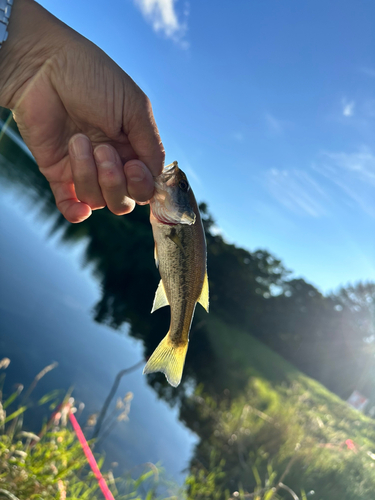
xmin=135 ymin=89 xmax=151 ymax=109
xmin=143 ymin=94 xmax=152 ymax=112
xmin=157 ymin=147 xmax=166 ymax=166
xmin=137 ymin=92 xmax=153 ymax=119
xmin=74 ymin=169 xmax=93 ymax=184
xmin=98 ymin=169 xmax=122 ymax=190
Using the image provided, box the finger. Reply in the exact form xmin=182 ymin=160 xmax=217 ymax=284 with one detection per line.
xmin=124 ymin=159 xmax=154 ymax=203
xmin=50 ymin=180 xmax=92 ymax=223
xmin=69 ymin=134 xmax=106 ymax=210
xmin=125 ymin=91 xmax=165 ymax=177
xmin=94 ymin=144 xmax=135 ymax=215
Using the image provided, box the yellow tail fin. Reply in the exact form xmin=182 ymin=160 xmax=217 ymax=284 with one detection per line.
xmin=143 ymin=334 xmax=188 ymax=388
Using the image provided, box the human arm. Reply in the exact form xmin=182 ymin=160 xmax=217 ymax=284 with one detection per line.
xmin=0 ymin=0 xmax=165 ymax=222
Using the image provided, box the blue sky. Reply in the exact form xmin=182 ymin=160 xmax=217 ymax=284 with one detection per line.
xmin=39 ymin=0 xmax=374 ymax=293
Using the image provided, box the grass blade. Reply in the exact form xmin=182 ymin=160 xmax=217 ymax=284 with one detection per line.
xmin=4 ymin=406 xmax=27 ymax=424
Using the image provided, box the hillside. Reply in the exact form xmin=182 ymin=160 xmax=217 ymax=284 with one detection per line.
xmin=183 ymin=314 xmax=375 ymax=500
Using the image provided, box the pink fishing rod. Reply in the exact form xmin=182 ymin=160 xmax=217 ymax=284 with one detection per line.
xmin=69 ymin=410 xmax=116 ymax=500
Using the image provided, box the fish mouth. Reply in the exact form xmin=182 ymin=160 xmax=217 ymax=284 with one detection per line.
xmin=180 ymin=210 xmax=196 ymax=224
xmin=151 ymin=205 xmax=196 ymax=226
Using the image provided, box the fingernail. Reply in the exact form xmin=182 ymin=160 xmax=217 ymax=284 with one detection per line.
xmin=126 ymin=164 xmax=146 ymax=182
xmin=71 ymin=135 xmax=91 ymax=159
xmin=94 ymin=145 xmax=116 ymax=167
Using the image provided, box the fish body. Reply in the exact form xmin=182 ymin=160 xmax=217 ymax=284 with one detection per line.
xmin=143 ymin=161 xmax=209 ymax=387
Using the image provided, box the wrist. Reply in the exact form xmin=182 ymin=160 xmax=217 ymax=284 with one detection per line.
xmin=0 ymin=0 xmax=72 ymax=108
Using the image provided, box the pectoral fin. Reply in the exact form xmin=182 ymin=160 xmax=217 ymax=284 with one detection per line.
xmin=154 ymin=244 xmax=159 ymax=268
xmin=167 ymin=231 xmax=185 ymax=254
xmin=151 ymin=279 xmax=169 ymax=313
xmin=198 ymin=271 xmax=209 ymax=312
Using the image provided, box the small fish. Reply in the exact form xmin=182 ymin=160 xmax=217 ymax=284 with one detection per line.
xmin=143 ymin=161 xmax=209 ymax=387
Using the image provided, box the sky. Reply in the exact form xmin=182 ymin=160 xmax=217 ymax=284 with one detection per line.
xmin=38 ymin=0 xmax=374 ymax=293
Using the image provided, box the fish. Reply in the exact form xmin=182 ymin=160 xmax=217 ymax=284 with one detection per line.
xmin=143 ymin=161 xmax=209 ymax=387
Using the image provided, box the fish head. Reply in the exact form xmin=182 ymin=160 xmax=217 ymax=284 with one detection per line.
xmin=150 ymin=161 xmax=197 ymax=225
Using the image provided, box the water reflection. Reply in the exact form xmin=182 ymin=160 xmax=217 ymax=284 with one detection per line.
xmin=92 ymin=360 xmax=143 ymax=441
xmin=1 ymin=108 xmax=375 ymax=499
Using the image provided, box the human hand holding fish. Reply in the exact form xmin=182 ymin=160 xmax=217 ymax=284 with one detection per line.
xmin=0 ymin=0 xmax=164 ymax=223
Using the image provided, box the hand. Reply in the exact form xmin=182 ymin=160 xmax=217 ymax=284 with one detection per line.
xmin=0 ymin=0 xmax=165 ymax=223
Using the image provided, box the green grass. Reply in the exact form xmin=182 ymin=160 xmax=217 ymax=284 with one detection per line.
xmin=184 ymin=314 xmax=375 ymax=499
xmin=0 ymin=362 xmax=182 ymax=500
xmin=2 ymin=316 xmax=375 ymax=500
xmin=206 ymin=314 xmax=375 ymax=438
xmin=206 ymin=314 xmax=300 ymax=383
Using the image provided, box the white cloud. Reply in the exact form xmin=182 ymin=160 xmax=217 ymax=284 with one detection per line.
xmin=315 ymin=147 xmax=375 ymax=217
xmin=321 ymin=147 xmax=375 ymax=185
xmin=266 ymin=168 xmax=329 ymax=217
xmin=342 ymin=99 xmax=355 ymax=117
xmin=265 ymin=147 xmax=375 ymax=218
xmin=134 ymin=0 xmax=188 ymax=46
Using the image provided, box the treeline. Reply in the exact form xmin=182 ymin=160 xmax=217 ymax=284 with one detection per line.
xmin=201 ymin=205 xmax=374 ymax=404
xmin=1 ymin=105 xmax=374 ymax=406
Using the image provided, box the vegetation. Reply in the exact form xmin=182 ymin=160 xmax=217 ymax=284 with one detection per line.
xmin=181 ymin=316 xmax=375 ymax=499
xmin=1 ymin=107 xmax=375 ymax=499
xmin=0 ymin=359 xmax=312 ymax=500
xmin=0 ymin=362 xmax=180 ymax=500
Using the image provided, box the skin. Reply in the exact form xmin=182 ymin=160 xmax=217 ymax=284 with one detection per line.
xmin=0 ymin=0 xmax=165 ymax=223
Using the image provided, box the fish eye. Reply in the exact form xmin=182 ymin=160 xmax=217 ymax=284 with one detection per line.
xmin=179 ymin=180 xmax=189 ymax=191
